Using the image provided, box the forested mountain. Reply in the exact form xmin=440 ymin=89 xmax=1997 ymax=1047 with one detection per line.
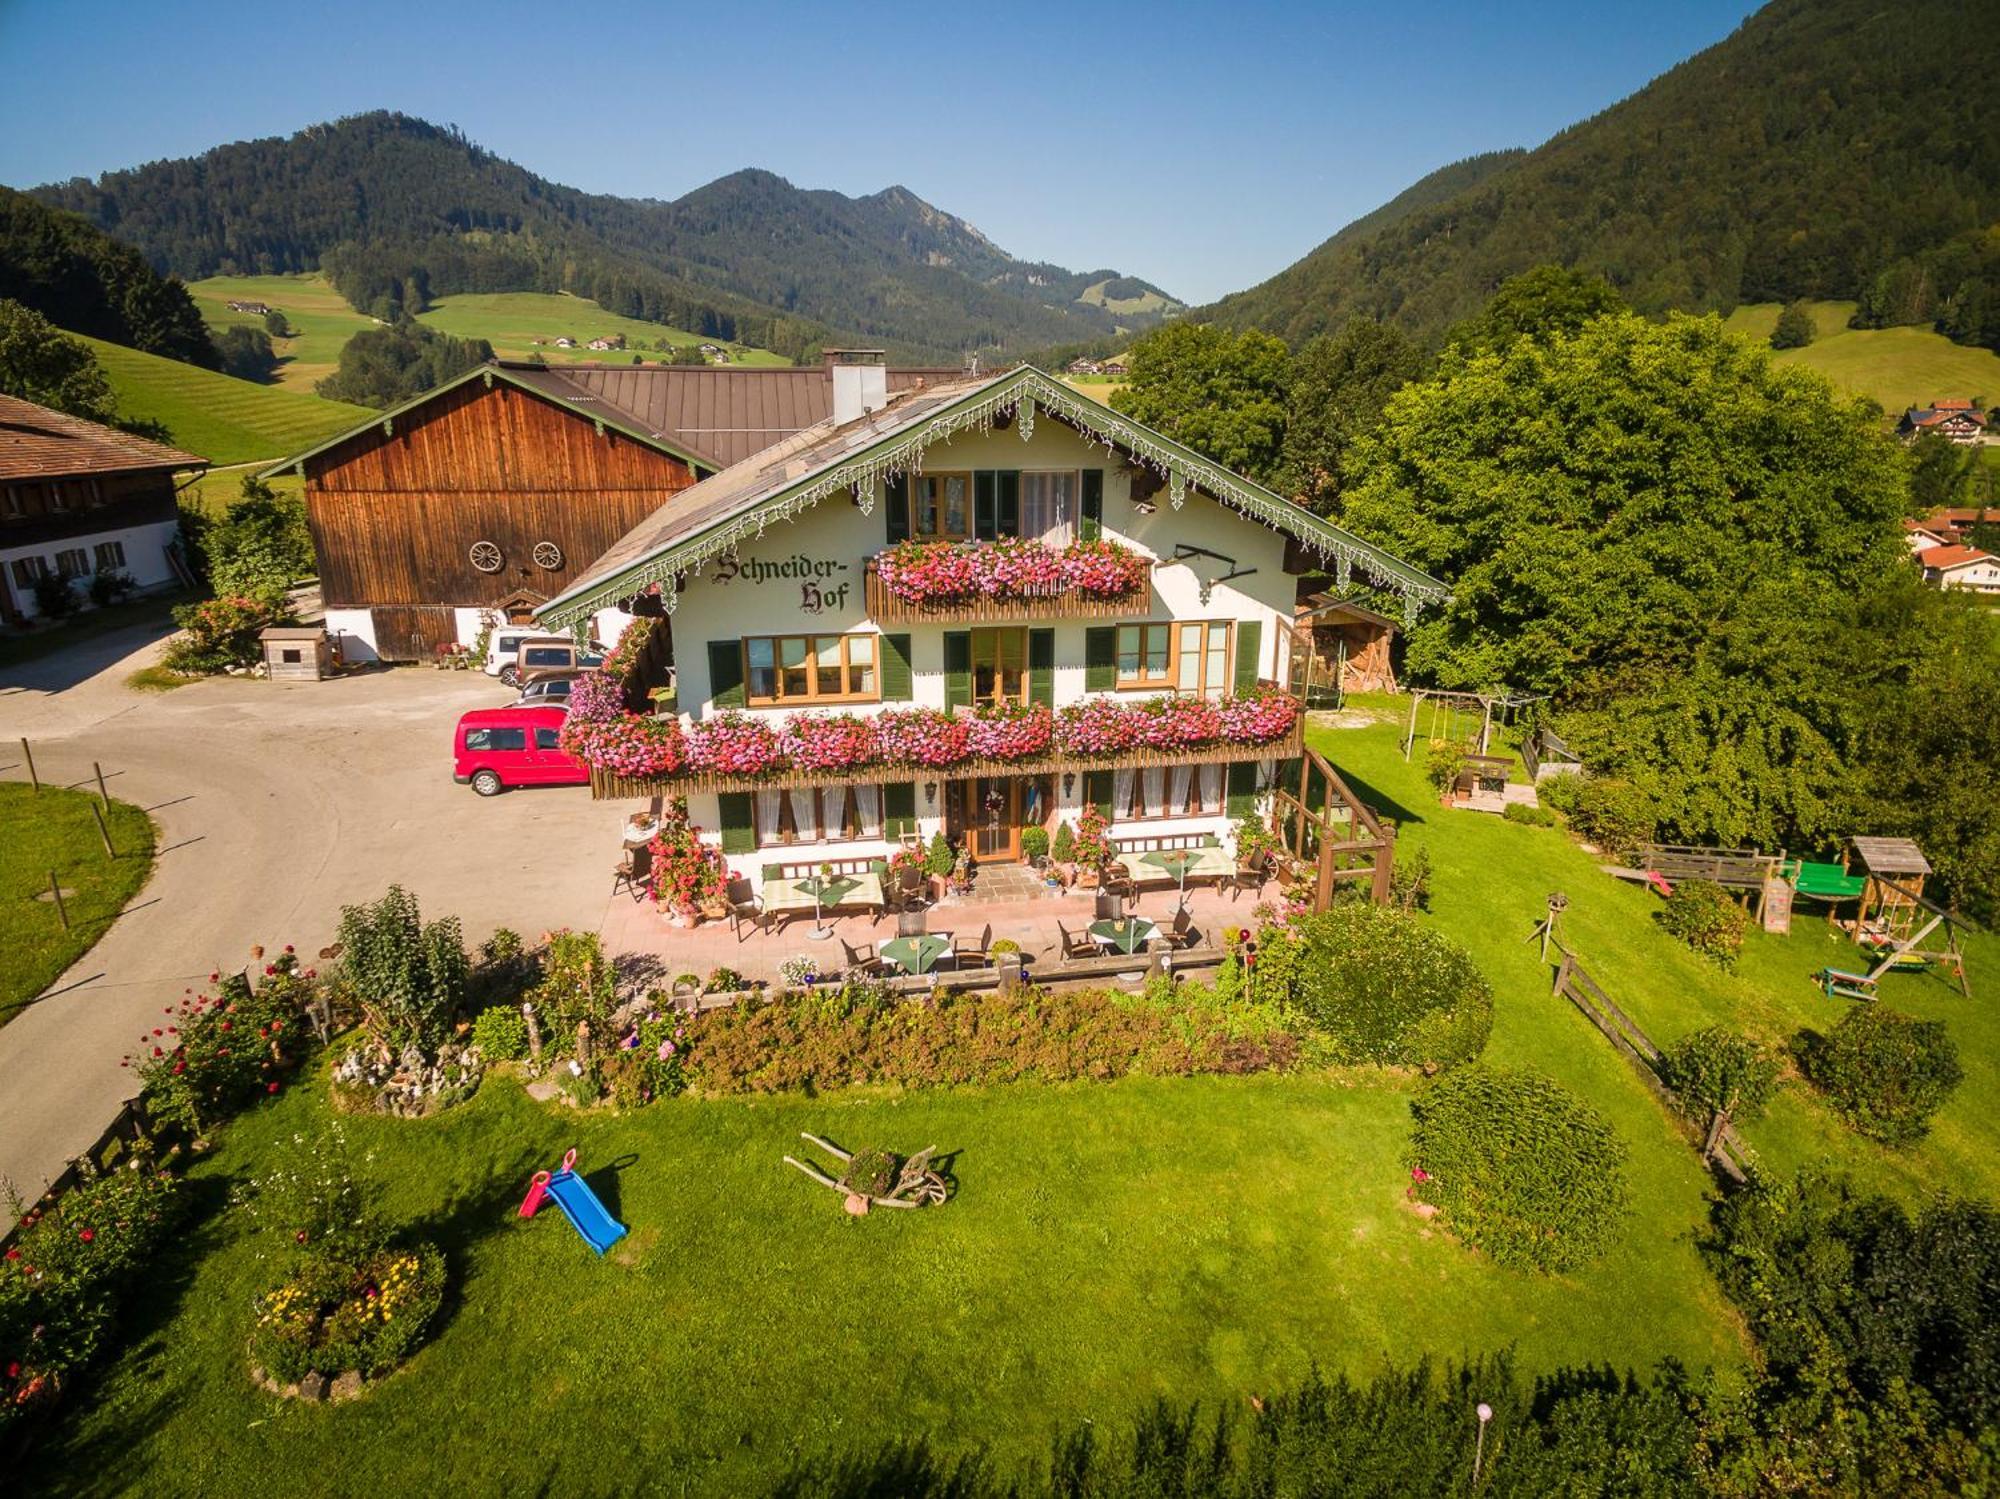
xmin=27 ymin=114 xmax=1180 ymax=363
xmin=1207 ymin=0 xmax=2000 ymax=351
xmin=0 ymin=188 xmax=217 ymax=367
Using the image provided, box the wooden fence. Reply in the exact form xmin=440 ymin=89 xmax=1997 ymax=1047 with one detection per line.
xmin=1551 ymin=949 xmax=1752 ymax=1183
xmin=1639 ymin=843 xmax=1778 ymax=891
xmin=1521 ymin=725 xmax=1582 ymax=781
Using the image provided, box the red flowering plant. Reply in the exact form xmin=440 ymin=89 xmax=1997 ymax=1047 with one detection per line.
xmin=965 ymin=702 xmax=1054 ymax=761
xmin=648 ymin=801 xmax=727 ymax=913
xmin=124 ymin=955 xmax=314 ymax=1136
xmin=1061 ymin=538 xmax=1149 ymax=597
xmin=1071 ymin=803 xmax=1113 ymax=870
xmin=596 ymin=617 xmax=656 ymax=680
xmin=686 ymin=711 xmax=784 ymax=778
xmin=565 ymin=669 xmax=629 ymax=723
xmin=1217 ymin=687 xmax=1301 ymax=744
xmin=1055 ymin=696 xmax=1141 ymax=757
xmin=777 ymin=713 xmax=878 ymax=772
xmin=872 ymin=707 xmax=971 ymax=767
xmin=561 ymin=713 xmax=688 ymax=777
xmin=981 ymin=537 xmax=1067 ymax=597
xmin=876 ymin=540 xmax=983 ymax=603
xmin=1130 ymin=694 xmax=1223 ymax=749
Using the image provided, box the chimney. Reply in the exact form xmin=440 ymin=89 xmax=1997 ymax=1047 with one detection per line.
xmin=827 ymin=349 xmax=888 ymax=424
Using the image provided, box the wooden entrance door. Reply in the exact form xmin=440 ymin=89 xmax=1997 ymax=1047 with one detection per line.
xmin=948 ymin=775 xmax=1053 ymax=862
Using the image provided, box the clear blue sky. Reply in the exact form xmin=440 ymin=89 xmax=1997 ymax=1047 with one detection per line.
xmin=0 ymin=0 xmax=1761 ymax=304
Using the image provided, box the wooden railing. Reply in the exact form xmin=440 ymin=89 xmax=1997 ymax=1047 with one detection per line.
xmin=588 ymin=720 xmax=1305 ymax=799
xmin=1265 ymin=746 xmax=1395 ymax=908
xmin=862 ymin=555 xmax=1152 ymax=623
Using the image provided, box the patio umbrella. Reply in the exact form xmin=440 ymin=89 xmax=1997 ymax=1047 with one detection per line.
xmin=880 ymin=933 xmax=952 ymax=977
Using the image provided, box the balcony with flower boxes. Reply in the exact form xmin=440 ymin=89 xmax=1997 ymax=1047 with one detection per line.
xmin=862 ymin=537 xmax=1153 ymax=624
xmin=575 ymin=692 xmax=1305 ymax=799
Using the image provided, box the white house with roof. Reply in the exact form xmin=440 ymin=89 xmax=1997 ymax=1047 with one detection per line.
xmin=1918 ymin=543 xmax=2000 ymax=594
xmin=538 ymin=358 xmax=1445 ymax=901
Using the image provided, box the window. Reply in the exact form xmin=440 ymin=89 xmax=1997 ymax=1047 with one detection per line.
xmin=1112 ymin=763 xmax=1225 ymax=821
xmin=521 ymin=646 xmax=573 ymax=670
xmin=534 ymin=728 xmax=562 ymax=751
xmin=2 ymin=487 xmax=21 ymax=518
xmin=752 ymin=784 xmax=885 ymax=846
xmin=93 ymin=540 xmax=126 ymax=572
xmin=10 ymin=556 xmax=49 ymax=588
xmin=54 ymin=548 xmax=88 ymax=579
xmin=970 ymin=628 xmax=1028 ymax=706
xmin=910 ymin=473 xmax=971 ymax=539
xmin=745 ymin=633 xmax=876 ymax=704
xmin=464 ymin=727 xmax=526 ymax=752
xmin=47 ymin=484 xmax=68 ymax=513
xmin=1117 ymin=620 xmax=1233 ymax=695
xmin=280 ymin=649 xmax=302 ymax=664
xmin=1019 ymin=471 xmax=1076 ymax=542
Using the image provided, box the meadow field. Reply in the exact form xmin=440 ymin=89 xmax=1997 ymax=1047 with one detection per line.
xmin=1724 ymin=300 xmax=2000 ymax=415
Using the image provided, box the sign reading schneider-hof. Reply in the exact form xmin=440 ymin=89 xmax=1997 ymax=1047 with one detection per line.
xmin=711 ymin=553 xmax=852 ymax=614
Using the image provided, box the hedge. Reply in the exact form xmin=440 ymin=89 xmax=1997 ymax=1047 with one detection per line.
xmin=1796 ymin=1007 xmax=1963 ymax=1146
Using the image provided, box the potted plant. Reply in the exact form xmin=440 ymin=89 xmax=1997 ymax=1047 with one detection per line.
xmin=1072 ymin=805 xmax=1111 ymax=888
xmin=925 ymin=833 xmax=957 ymax=901
xmin=1020 ymin=824 xmax=1050 ymax=868
xmin=1051 ymin=820 xmax=1076 ymax=882
xmin=951 ymin=848 xmax=974 ymax=896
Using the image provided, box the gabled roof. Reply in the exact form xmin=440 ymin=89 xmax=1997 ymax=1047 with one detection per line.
xmin=1918 ymin=544 xmax=1995 ymax=570
xmin=0 ymin=392 xmax=206 ymax=481
xmin=537 ymin=364 xmax=1451 ymax=631
xmin=1904 ymin=404 xmax=1988 ymax=428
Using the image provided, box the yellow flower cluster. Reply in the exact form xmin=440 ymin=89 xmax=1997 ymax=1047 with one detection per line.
xmin=355 ymin=1253 xmax=422 ymax=1324
xmin=256 ymin=1280 xmax=316 ymax=1332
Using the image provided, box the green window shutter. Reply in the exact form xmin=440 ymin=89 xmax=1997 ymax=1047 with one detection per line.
xmin=717 ymin=792 xmax=756 ymax=854
xmin=974 ymin=471 xmax=997 ymax=541
xmin=883 ymin=781 xmax=917 ymax=838
xmin=1028 ymin=628 xmax=1054 ymax=707
xmin=884 ymin=473 xmax=910 ymax=545
xmin=879 ymin=632 xmax=913 ymax=701
xmin=1083 ymin=626 xmax=1117 ymax=692
xmin=1226 ymin=761 xmax=1259 ymax=819
xmin=998 ymin=471 xmax=1020 ymax=535
xmin=1080 ymin=469 xmax=1104 ymax=540
xmin=707 ymin=639 xmax=745 ymax=710
xmin=1233 ymin=619 xmax=1262 ymax=693
xmin=943 ymin=630 xmax=972 ymax=711
xmin=1083 ymin=770 xmax=1113 ymax=822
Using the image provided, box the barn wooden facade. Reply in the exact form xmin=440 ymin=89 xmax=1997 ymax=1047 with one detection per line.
xmin=281 ymin=367 xmax=703 ymax=660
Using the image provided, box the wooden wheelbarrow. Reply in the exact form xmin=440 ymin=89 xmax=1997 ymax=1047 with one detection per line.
xmin=783 ymin=1133 xmax=949 ymax=1214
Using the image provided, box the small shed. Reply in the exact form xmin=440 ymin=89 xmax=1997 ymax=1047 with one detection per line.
xmin=260 ymin=625 xmax=333 ymax=681
xmin=1298 ymin=595 xmax=1397 ymax=695
xmin=1851 ymin=836 xmax=1933 ymax=944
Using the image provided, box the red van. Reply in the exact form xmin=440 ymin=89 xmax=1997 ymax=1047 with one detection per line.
xmin=452 ymin=706 xmax=589 ymax=796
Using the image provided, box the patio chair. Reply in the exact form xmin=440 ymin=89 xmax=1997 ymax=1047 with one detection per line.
xmin=954 ymin=924 xmax=994 ymax=969
xmin=726 ymin=877 xmax=769 ymax=944
xmin=612 ymin=845 xmax=652 ymax=903
xmin=840 ymin=938 xmax=887 ymax=979
xmin=1160 ymin=907 xmax=1203 ymax=952
xmin=1098 ymin=862 xmax=1136 ymax=909
xmin=1227 ymin=850 xmax=1269 ymax=902
xmin=1056 ymin=921 xmax=1097 ymax=961
xmin=893 ymin=863 xmax=928 ymax=912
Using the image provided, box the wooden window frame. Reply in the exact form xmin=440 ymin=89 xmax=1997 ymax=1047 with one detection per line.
xmin=54 ymin=547 xmax=88 ymax=579
xmin=753 ymin=783 xmax=886 ymax=848
xmin=93 ymin=540 xmax=126 ymax=572
xmin=1114 ymin=763 xmax=1227 ymax=822
xmin=743 ymin=632 xmax=882 ymax=706
xmin=1115 ymin=619 xmax=1234 ymax=693
xmin=970 ymin=626 xmax=1030 ymax=707
xmin=909 ymin=472 xmax=973 ymax=540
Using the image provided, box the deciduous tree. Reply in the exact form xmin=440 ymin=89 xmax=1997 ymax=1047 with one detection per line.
xmin=1109 ymin=323 xmax=1290 ymax=482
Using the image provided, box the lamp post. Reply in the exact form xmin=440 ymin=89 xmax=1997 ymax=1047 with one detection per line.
xmin=1473 ymin=1401 xmax=1493 ymax=1485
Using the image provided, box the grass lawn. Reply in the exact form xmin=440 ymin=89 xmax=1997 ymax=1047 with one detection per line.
xmin=177 ymin=464 xmax=306 ymax=520
xmin=185 ymin=274 xmax=380 ymax=392
xmin=0 ymin=783 xmax=155 ymax=1027
xmin=414 ymin=290 xmax=791 ymax=367
xmin=76 ymin=334 xmax=371 ymax=467
xmin=1722 ymin=300 xmax=2000 ymax=416
xmin=1318 ymin=701 xmax=2000 ymax=1207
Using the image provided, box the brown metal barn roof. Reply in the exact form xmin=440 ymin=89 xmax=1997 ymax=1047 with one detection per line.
xmin=0 ymin=393 xmax=206 ymax=481
xmin=508 ymin=362 xmax=962 ymax=469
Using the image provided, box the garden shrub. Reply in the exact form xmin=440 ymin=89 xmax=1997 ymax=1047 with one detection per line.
xmin=1796 ymin=1007 xmax=1963 ymax=1146
xmin=680 ymin=984 xmax=1298 ymax=1095
xmin=335 ymin=886 xmax=469 ymax=1052
xmin=160 ymin=592 xmax=292 ymax=674
xmin=1423 ymin=741 xmax=1468 ymax=792
xmin=1051 ymin=821 xmax=1075 ymax=864
xmin=1408 ymin=1066 xmax=1630 ymax=1271
xmin=1536 ymin=770 xmax=1584 ymax=816
xmin=601 ymin=1010 xmax=689 ymax=1106
xmin=30 ymin=571 xmax=77 ymax=619
xmin=530 ymin=930 xmax=617 ymax=1047
xmin=1657 ymin=1026 xmax=1780 ymax=1124
xmin=1658 ymin=879 xmax=1750 ymax=966
xmin=87 ymin=569 xmax=134 ymax=608
xmin=1019 ymin=824 xmax=1050 ymax=862
xmin=128 ymin=959 xmax=316 ymax=1135
xmin=248 ymin=1241 xmax=445 ymax=1384
xmin=0 ymin=1165 xmax=181 ymax=1433
xmin=1255 ymin=906 xmax=1492 ymax=1069
xmin=1388 ymin=844 xmax=1433 ymax=912
xmin=237 ymin=1119 xmax=378 ymax=1258
xmin=1501 ymin=801 xmax=1557 ymax=828
xmin=1567 ymin=777 xmax=1655 ymax=854
xmin=470 ymin=1005 xmax=528 ymax=1062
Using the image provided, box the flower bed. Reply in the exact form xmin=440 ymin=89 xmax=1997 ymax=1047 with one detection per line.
xmin=874 ymin=537 xmax=1148 ymax=605
xmin=573 ymin=688 xmax=1298 ymax=787
xmin=249 ymin=1241 xmax=446 ymax=1388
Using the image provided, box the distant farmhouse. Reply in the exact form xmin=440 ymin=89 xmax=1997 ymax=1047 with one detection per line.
xmin=1917 ymin=543 xmax=2000 ymax=594
xmin=1066 ymin=358 xmax=1103 ymax=376
xmin=225 ymin=299 xmax=273 ymax=315
xmin=587 ymin=335 xmax=626 ymax=352
xmin=0 ymin=393 xmax=206 ymax=624
xmin=554 ymin=336 xmax=577 ymax=349
xmin=1898 ymin=400 xmax=1989 ymax=445
xmin=1100 ymin=358 xmax=1128 ymax=376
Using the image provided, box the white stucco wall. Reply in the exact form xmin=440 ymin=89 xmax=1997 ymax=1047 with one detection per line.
xmin=656 ymin=419 xmax=1297 ymax=878
xmin=324 ymin=607 xmax=381 ymax=664
xmin=1 ymin=519 xmax=179 ymax=619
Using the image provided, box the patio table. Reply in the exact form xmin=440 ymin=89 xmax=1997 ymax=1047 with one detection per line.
xmin=761 ymin=872 xmax=885 ymax=938
xmin=880 ymin=933 xmax=953 ymax=977
xmin=1089 ymin=916 xmax=1158 ymax=955
xmin=1133 ymin=846 xmax=1234 ymax=893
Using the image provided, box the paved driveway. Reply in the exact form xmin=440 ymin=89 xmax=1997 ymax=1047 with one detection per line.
xmin=0 ymin=629 xmax=618 ymax=1223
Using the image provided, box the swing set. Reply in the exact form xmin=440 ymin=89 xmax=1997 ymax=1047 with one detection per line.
xmin=1811 ymin=837 xmax=1971 ymax=1001
xmin=1400 ymin=690 xmax=1545 ymax=761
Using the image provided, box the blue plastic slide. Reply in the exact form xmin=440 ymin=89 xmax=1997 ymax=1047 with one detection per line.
xmin=543 ymin=1168 xmax=628 ymax=1255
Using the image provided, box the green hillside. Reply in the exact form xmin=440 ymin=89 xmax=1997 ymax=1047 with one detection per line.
xmin=77 ymin=333 xmax=370 ymax=466
xmin=1724 ymin=300 xmax=2000 ymax=415
xmin=187 ymin=273 xmax=378 ymax=390
xmin=413 ymin=291 xmax=791 ymax=367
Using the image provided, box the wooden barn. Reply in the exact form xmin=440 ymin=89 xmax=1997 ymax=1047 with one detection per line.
xmin=270 ymin=357 xmax=960 ymax=661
